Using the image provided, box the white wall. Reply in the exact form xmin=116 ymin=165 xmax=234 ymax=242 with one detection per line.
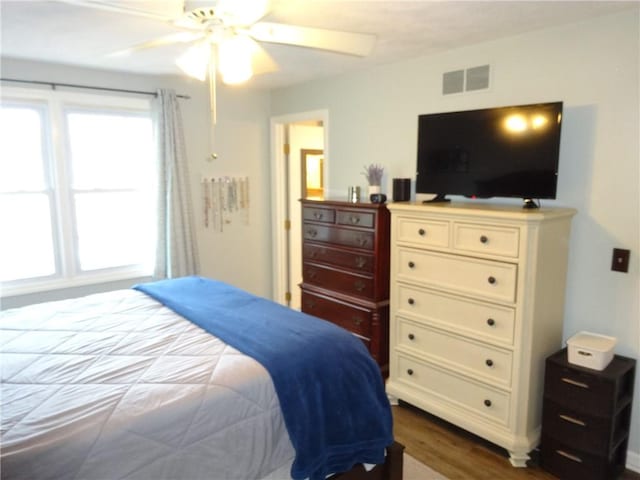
xmin=0 ymin=58 xmax=273 ymax=305
xmin=196 ymin=83 xmax=273 ymax=297
xmin=270 ymin=10 xmax=640 ymax=464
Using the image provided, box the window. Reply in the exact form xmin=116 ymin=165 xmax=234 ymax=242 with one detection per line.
xmin=0 ymin=88 xmax=156 ymax=296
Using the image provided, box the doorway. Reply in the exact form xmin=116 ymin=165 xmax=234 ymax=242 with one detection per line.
xmin=270 ymin=110 xmax=328 ymax=309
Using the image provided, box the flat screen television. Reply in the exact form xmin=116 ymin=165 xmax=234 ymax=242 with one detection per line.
xmin=416 ymin=102 xmax=563 ymax=208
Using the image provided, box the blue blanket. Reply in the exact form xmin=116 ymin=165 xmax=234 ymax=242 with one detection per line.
xmin=134 ymin=276 xmax=393 ymax=480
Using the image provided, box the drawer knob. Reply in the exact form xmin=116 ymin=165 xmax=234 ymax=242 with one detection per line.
xmin=485 ymin=359 xmax=494 ymax=367
xmin=487 ymin=276 xmax=496 ymax=285
xmin=407 ymin=369 xmax=414 ymax=376
xmin=357 ymin=237 xmax=368 ymax=247
xmin=350 ymin=216 xmax=361 ymax=225
xmin=408 ymin=333 xmax=415 ymax=340
xmin=408 ymin=261 xmax=415 ymax=269
xmin=307 ymin=228 xmax=318 ymax=238
xmin=354 ymin=280 xmax=366 ymax=292
xmin=408 ymin=298 xmax=415 ymax=305
xmin=307 ymin=270 xmax=317 ymax=279
xmin=484 ymin=399 xmax=492 ymax=407
xmin=313 ymin=212 xmax=324 ymax=220
xmin=487 ymin=318 xmax=496 ymax=326
xmin=355 ymin=256 xmax=367 ymax=268
xmin=418 ymin=228 xmax=426 ymax=236
xmin=352 ymin=317 xmax=364 ymax=326
xmin=480 ymin=235 xmax=489 ymax=244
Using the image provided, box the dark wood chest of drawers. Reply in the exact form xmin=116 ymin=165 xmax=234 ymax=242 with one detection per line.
xmin=300 ymin=199 xmax=390 ymax=375
xmin=540 ymin=348 xmax=636 ymax=480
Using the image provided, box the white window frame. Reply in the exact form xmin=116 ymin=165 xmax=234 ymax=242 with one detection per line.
xmin=0 ymin=86 xmax=156 ymax=297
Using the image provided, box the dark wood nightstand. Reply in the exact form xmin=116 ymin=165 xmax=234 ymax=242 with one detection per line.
xmin=540 ymin=347 xmax=636 ymax=480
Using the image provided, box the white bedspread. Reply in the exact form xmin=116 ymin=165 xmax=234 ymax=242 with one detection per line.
xmin=0 ymin=289 xmax=296 ymax=480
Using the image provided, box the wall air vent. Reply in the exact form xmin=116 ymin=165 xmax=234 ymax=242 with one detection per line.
xmin=442 ymin=64 xmax=490 ymax=95
xmin=442 ymin=70 xmax=464 ymax=95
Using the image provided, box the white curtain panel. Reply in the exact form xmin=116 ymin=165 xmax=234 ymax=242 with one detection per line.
xmin=154 ymin=89 xmax=199 ymax=278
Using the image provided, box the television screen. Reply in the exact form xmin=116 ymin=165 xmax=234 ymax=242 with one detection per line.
xmin=416 ymin=102 xmax=563 ymax=202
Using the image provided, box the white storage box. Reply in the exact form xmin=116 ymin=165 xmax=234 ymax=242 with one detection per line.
xmin=566 ymin=331 xmax=617 ymax=371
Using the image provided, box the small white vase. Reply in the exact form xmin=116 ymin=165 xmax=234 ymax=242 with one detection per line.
xmin=368 ymin=185 xmax=381 ymax=196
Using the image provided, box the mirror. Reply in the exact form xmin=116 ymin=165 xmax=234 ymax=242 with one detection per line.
xmin=301 ymin=149 xmax=324 ymax=199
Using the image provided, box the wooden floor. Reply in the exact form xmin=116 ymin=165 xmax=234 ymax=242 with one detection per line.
xmin=392 ymin=401 xmax=639 ymax=480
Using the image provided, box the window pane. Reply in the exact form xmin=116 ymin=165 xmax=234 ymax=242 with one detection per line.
xmin=66 ymin=112 xmax=154 ymax=190
xmin=0 ymin=106 xmax=47 ymax=192
xmin=0 ymin=193 xmax=56 ymax=281
xmin=74 ymin=192 xmax=155 ymax=271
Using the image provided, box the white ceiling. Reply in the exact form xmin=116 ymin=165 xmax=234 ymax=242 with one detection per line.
xmin=1 ymin=1 xmax=636 ymax=90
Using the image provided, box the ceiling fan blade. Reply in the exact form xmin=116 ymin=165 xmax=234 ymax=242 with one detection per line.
xmin=249 ymin=40 xmax=279 ymax=75
xmin=248 ymin=22 xmax=376 ymax=57
xmin=109 ymin=32 xmax=206 ymax=57
xmin=54 ymin=0 xmax=183 ymax=22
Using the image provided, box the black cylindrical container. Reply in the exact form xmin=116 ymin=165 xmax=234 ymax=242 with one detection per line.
xmin=392 ymin=178 xmax=411 ymax=202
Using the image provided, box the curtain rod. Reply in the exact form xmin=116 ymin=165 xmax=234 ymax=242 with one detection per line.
xmin=0 ymin=78 xmax=190 ymax=99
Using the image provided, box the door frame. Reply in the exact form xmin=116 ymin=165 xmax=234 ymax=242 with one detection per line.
xmin=270 ymin=109 xmax=329 ymax=305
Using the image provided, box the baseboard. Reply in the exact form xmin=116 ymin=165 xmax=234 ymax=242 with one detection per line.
xmin=627 ymin=449 xmax=640 ymax=473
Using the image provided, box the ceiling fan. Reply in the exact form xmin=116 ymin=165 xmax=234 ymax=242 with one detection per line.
xmin=57 ymin=0 xmax=377 ymax=126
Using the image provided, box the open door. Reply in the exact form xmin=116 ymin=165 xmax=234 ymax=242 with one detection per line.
xmin=270 ymin=111 xmax=328 ymax=309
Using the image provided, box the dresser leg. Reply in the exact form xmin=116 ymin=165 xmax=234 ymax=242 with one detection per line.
xmin=508 ymin=450 xmax=530 ymax=467
xmin=386 ymin=393 xmax=399 ymax=405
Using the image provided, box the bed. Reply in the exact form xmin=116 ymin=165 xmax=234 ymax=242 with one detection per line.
xmin=1 ymin=276 xmax=402 ymax=480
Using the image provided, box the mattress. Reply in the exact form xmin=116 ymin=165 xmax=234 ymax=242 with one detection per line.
xmin=0 ymin=289 xmax=296 ymax=480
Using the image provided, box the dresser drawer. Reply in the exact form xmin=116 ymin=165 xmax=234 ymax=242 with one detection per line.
xmin=542 ymin=398 xmax=617 ymax=454
xmin=304 ymin=224 xmax=375 ymax=250
xmin=336 ymin=210 xmax=375 ymax=228
xmin=396 ymin=354 xmax=510 ymax=426
xmin=540 ymin=434 xmax=626 ymax=480
xmin=544 ymin=361 xmax=615 ymax=415
xmin=397 ymin=318 xmax=513 ymax=386
xmin=303 ymin=206 xmax=335 ymax=223
xmin=397 ymin=248 xmax=518 ymax=303
xmin=395 ymin=216 xmax=449 ymax=248
xmin=303 ymin=244 xmax=375 ymax=274
xmin=304 ymin=263 xmax=374 ymax=299
xmin=301 ymin=290 xmax=371 ymax=339
xmin=396 ymin=284 xmax=515 ymax=346
xmin=453 ymin=222 xmax=520 ymax=258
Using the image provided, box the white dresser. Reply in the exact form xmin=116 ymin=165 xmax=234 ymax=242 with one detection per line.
xmin=386 ymin=202 xmax=576 ymax=466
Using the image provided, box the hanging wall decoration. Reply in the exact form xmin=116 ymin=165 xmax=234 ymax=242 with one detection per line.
xmin=202 ymin=176 xmax=250 ymax=232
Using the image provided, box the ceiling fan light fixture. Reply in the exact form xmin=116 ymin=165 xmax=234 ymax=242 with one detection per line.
xmin=176 ymin=41 xmax=211 ymax=81
xmin=218 ymin=36 xmax=254 ymax=85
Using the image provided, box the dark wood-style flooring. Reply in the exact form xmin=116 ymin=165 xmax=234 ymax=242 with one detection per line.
xmin=392 ymin=401 xmax=639 ymax=480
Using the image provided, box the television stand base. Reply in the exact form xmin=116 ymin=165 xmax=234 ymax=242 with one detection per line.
xmin=522 ymin=198 xmax=540 ymax=209
xmin=423 ymin=194 xmax=450 ymax=204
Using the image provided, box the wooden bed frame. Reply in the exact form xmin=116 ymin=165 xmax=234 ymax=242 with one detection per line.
xmin=331 ymin=442 xmax=404 ymax=480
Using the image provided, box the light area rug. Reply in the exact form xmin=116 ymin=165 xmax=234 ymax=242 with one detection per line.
xmin=404 ymin=454 xmax=448 ymax=480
